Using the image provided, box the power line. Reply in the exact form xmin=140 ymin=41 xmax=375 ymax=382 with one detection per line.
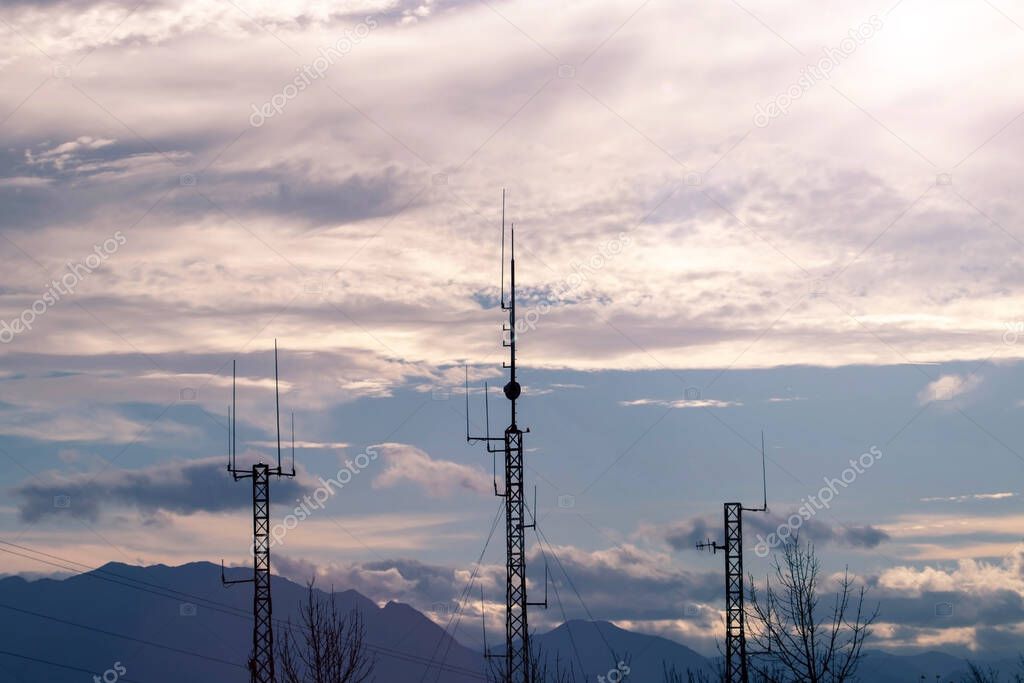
xmin=0 ymin=648 xmax=148 ymax=682
xmin=530 ymin=528 xmax=587 ymax=677
xmin=532 ymin=523 xmax=620 ymax=671
xmin=423 ymin=500 xmax=505 ymax=683
xmin=0 ymin=542 xmax=489 ymax=680
xmin=696 ymin=431 xmax=771 ymax=683
xmin=222 ymin=344 xmax=297 ymax=683
xmin=0 ymin=601 xmax=245 ymax=670
xmin=466 ymin=189 xmax=548 ymax=682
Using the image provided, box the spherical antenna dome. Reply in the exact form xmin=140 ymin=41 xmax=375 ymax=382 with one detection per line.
xmin=503 ymin=380 xmax=521 ymax=401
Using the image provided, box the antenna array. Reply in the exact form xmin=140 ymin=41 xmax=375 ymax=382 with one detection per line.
xmin=696 ymin=432 xmax=769 ymax=683
xmin=221 ymin=340 xmax=297 ymax=683
xmin=466 ymin=190 xmax=547 ymax=683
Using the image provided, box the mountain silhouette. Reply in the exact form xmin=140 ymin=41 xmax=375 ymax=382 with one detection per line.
xmin=0 ymin=561 xmax=1013 ymax=682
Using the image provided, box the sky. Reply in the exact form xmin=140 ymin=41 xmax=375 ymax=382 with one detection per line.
xmin=2 ymin=0 xmax=1024 ymax=661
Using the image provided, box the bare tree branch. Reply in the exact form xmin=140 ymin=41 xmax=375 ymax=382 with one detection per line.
xmin=745 ymin=539 xmax=877 ymax=683
xmin=276 ymin=579 xmax=376 ymax=683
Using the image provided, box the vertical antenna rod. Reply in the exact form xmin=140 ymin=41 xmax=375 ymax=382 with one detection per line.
xmin=696 ymin=432 xmax=772 ymax=683
xmin=223 ymin=344 xmax=299 ymax=683
xmin=467 ymin=191 xmax=539 ymax=683
xmin=274 ymin=339 xmax=282 ymax=472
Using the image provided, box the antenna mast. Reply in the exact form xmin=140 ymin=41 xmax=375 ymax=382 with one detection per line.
xmin=466 ymin=190 xmax=545 ymax=683
xmin=222 ymin=341 xmax=299 ymax=683
xmin=696 ymin=431 xmax=770 ymax=683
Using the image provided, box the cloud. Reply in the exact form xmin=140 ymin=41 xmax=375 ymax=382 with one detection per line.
xmin=620 ymin=398 xmax=742 ymax=409
xmin=863 ymin=546 xmax=1024 ymax=655
xmin=918 ymin=374 xmax=982 ymax=404
xmin=0 ymin=404 xmax=196 ymax=444
xmin=12 ymin=456 xmax=314 ymax=522
xmin=664 ymin=513 xmax=890 ymax=552
xmin=248 ymin=440 xmax=351 ymax=449
xmin=921 ymin=492 xmax=1017 ymax=503
xmin=272 ymin=538 xmax=1024 ymax=657
xmin=0 ymin=0 xmax=1021 ymax=374
xmin=274 ymin=554 xmax=481 ymax=611
xmin=274 ymin=541 xmax=725 ymax=651
xmin=25 ymin=136 xmax=118 ymax=171
xmin=371 ymin=443 xmax=491 ymax=498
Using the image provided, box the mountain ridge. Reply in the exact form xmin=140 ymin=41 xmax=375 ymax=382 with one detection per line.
xmin=0 ymin=561 xmax=1015 ymax=682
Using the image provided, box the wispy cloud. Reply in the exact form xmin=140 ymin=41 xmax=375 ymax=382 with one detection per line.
xmin=248 ymin=440 xmax=351 ymax=449
xmin=620 ymin=398 xmax=742 ymax=409
xmin=371 ymin=443 xmax=491 ymax=498
xmin=921 ymin=492 xmax=1016 ymax=503
xmin=664 ymin=513 xmax=889 ymax=552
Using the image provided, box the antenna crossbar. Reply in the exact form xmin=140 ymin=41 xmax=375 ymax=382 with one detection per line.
xmin=223 ymin=341 xmax=299 ymax=683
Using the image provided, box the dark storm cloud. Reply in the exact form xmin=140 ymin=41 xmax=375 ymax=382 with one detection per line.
xmin=13 ymin=457 xmax=314 ymax=522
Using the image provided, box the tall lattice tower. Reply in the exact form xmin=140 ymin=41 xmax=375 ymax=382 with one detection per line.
xmin=222 ymin=341 xmax=297 ymax=683
xmin=697 ymin=432 xmax=769 ymax=683
xmin=467 ymin=191 xmax=545 ymax=683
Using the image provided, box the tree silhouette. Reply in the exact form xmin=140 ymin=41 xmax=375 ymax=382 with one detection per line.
xmin=746 ymin=539 xmax=876 ymax=683
xmin=276 ymin=580 xmax=375 ymax=683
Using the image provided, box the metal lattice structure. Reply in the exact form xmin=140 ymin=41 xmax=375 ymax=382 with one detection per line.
xmin=697 ymin=434 xmax=770 ymax=683
xmin=503 ymin=423 xmax=529 ymax=682
xmin=722 ymin=502 xmax=747 ymax=683
xmin=250 ymin=463 xmax=274 ymax=683
xmin=222 ymin=342 xmax=297 ymax=683
xmin=467 ymin=191 xmax=546 ymax=683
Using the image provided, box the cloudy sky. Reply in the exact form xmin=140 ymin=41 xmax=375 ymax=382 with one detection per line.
xmin=2 ymin=0 xmax=1024 ymax=661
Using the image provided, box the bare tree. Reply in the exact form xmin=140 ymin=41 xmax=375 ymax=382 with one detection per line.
xmin=962 ymin=657 xmax=1024 ymax=682
xmin=662 ymin=660 xmax=780 ymax=683
xmin=746 ymin=539 xmax=876 ymax=683
xmin=662 ymin=663 xmax=715 ymax=682
xmin=485 ymin=641 xmax=629 ymax=682
xmin=486 ymin=643 xmax=580 ymax=683
xmin=276 ymin=580 xmax=375 ymax=683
